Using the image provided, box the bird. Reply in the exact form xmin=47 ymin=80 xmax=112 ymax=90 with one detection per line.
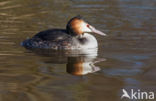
xmin=21 ymin=16 xmax=107 ymax=50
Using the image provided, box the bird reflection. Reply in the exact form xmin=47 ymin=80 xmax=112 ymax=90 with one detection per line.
xmin=24 ymin=48 xmax=105 ymax=76
xmin=67 ymin=56 xmax=104 ymax=76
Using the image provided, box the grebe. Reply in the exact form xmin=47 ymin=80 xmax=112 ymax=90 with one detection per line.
xmin=22 ymin=16 xmax=106 ymax=49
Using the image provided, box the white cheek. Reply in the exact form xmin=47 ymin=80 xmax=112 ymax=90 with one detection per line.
xmin=81 ymin=23 xmax=92 ymax=32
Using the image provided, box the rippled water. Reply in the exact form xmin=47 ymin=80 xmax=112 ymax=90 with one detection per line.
xmin=0 ymin=0 xmax=156 ymax=101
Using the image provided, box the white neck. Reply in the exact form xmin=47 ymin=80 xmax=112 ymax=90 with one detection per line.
xmin=75 ymin=33 xmax=98 ymax=49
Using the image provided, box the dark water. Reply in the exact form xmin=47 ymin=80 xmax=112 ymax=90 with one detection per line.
xmin=0 ymin=0 xmax=156 ymax=101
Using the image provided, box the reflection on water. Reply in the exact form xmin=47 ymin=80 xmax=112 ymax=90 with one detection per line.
xmin=27 ymin=48 xmax=105 ymax=76
xmin=67 ymin=56 xmax=102 ymax=76
xmin=0 ymin=0 xmax=156 ymax=101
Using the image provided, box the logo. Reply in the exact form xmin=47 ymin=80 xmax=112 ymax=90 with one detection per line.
xmin=121 ymin=89 xmax=155 ymax=100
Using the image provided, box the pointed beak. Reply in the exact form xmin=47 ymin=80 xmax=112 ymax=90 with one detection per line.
xmin=90 ymin=26 xmax=107 ymax=36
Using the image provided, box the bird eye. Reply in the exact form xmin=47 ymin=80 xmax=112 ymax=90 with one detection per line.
xmin=86 ymin=24 xmax=90 ymax=28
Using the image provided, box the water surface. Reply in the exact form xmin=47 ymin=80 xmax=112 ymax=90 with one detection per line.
xmin=0 ymin=0 xmax=156 ymax=101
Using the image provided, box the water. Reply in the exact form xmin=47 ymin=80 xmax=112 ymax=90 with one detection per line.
xmin=0 ymin=0 xmax=156 ymax=101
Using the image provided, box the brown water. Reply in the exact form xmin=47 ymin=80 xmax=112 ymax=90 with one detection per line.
xmin=0 ymin=0 xmax=156 ymax=101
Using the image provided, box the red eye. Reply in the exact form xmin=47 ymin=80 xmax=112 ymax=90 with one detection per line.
xmin=87 ymin=24 xmax=90 ymax=28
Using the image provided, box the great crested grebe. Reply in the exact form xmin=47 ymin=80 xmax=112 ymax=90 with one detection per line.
xmin=22 ymin=16 xmax=106 ymax=50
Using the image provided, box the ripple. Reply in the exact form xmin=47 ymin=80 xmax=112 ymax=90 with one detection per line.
xmin=0 ymin=20 xmax=22 ymax=23
xmin=120 ymin=5 xmax=156 ymax=10
xmin=73 ymin=4 xmax=108 ymax=8
xmin=0 ymin=0 xmax=12 ymax=6
xmin=0 ymin=41 xmax=15 ymax=45
xmin=0 ymin=82 xmax=19 ymax=92
xmin=0 ymin=4 xmax=21 ymax=10
xmin=0 ymin=53 xmax=14 ymax=56
xmin=0 ymin=12 xmax=11 ymax=16
xmin=103 ymin=68 xmax=142 ymax=76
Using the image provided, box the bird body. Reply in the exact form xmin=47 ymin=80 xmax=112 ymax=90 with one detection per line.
xmin=22 ymin=16 xmax=106 ymax=50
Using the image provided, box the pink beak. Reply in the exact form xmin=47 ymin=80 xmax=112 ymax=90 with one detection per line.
xmin=90 ymin=26 xmax=107 ymax=36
